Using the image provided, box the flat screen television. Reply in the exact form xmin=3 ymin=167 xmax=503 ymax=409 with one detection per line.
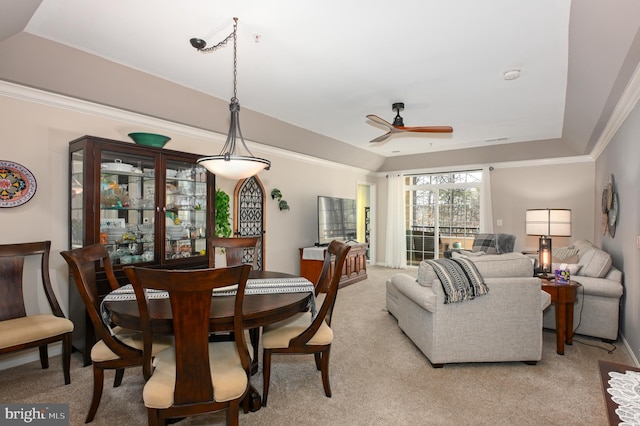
xmin=317 ymin=196 xmax=357 ymax=246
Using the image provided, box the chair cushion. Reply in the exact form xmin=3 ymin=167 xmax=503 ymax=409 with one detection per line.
xmin=578 ymin=247 xmax=612 ymax=278
xmin=143 ymin=341 xmax=249 ymax=408
xmin=472 ymin=234 xmax=497 ymax=254
xmin=90 ymin=328 xmax=172 ymax=363
xmin=262 ymin=312 xmax=333 ymax=348
xmin=0 ymin=314 xmax=73 ymax=349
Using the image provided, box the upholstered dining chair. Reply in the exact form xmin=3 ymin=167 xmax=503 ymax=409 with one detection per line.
xmin=123 ymin=264 xmax=253 ymax=426
xmin=61 ymin=244 xmax=172 ymax=423
xmin=261 ymin=240 xmax=351 ymax=407
xmin=208 ymin=236 xmax=261 ymax=363
xmin=208 ymin=236 xmax=261 ymax=270
xmin=0 ymin=240 xmax=74 ymax=385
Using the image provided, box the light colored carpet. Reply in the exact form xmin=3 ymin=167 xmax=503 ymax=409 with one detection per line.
xmin=0 ymin=266 xmax=633 ymax=425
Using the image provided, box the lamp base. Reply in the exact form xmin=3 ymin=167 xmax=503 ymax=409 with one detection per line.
xmin=537 ymin=273 xmax=554 ymax=281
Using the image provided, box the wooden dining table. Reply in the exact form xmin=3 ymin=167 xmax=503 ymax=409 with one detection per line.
xmin=102 ymin=269 xmax=314 ymax=412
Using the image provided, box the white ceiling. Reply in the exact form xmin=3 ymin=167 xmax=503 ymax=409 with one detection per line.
xmin=20 ymin=0 xmax=570 ymax=157
xmin=2 ymin=0 xmax=640 ymax=169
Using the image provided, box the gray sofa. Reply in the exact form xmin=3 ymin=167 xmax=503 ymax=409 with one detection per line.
xmin=542 ymin=239 xmax=623 ymax=341
xmin=386 ymin=253 xmax=551 ymax=367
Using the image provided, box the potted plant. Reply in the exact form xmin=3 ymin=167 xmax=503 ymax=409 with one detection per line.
xmin=215 ymin=189 xmax=232 ymax=238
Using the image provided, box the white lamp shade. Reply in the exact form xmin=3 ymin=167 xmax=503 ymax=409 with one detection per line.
xmin=525 ymin=209 xmax=571 ymax=236
xmin=197 ymin=155 xmax=270 ymax=180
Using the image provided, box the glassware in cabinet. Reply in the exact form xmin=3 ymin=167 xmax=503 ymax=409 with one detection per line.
xmin=164 ymin=160 xmax=208 ymax=261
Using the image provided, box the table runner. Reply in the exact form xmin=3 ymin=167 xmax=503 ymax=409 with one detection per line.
xmin=101 ymin=277 xmax=316 ymax=333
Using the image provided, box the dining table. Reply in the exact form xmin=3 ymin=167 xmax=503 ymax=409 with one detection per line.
xmin=101 ymin=269 xmax=315 ymax=412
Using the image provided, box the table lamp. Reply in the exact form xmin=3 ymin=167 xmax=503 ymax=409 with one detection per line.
xmin=525 ymin=209 xmax=572 ymax=279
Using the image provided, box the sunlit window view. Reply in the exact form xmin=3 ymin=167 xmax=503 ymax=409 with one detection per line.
xmin=405 ymin=171 xmax=482 ymax=265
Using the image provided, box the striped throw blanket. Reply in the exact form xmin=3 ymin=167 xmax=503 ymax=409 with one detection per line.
xmin=425 ymin=258 xmax=488 ymax=304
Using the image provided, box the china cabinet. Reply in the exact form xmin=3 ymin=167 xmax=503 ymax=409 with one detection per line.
xmin=68 ymin=135 xmax=215 ymax=364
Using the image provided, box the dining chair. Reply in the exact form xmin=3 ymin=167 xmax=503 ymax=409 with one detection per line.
xmin=61 ymin=244 xmax=172 ymax=423
xmin=123 ymin=264 xmax=253 ymax=426
xmin=261 ymin=240 xmax=351 ymax=407
xmin=208 ymin=236 xmax=261 ymax=270
xmin=208 ymin=236 xmax=261 ymax=364
xmin=0 ymin=240 xmax=74 ymax=385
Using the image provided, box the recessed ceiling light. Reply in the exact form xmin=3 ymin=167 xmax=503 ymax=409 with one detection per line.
xmin=503 ymin=69 xmax=521 ymax=80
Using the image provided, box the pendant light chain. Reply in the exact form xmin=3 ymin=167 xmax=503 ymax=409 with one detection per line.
xmin=192 ymin=16 xmax=271 ymax=179
xmin=232 ymin=17 xmax=238 ymax=103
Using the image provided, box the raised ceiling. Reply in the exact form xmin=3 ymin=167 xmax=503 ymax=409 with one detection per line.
xmin=1 ymin=0 xmax=640 ymax=171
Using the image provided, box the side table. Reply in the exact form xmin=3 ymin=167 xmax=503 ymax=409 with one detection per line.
xmin=541 ymin=279 xmax=581 ymax=355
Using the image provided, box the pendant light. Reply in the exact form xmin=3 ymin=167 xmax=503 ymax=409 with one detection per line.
xmin=191 ymin=17 xmax=270 ymax=180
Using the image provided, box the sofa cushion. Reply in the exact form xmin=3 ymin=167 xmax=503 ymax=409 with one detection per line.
xmin=455 ymin=252 xmax=533 ymax=278
xmin=578 ymin=247 xmax=612 ymax=278
xmin=572 ymin=239 xmax=595 ymax=256
xmin=472 ymin=234 xmax=497 ymax=254
xmin=417 ymin=260 xmax=437 ymax=287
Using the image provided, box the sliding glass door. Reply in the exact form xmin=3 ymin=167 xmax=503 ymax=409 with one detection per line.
xmin=405 ymin=171 xmax=481 ymax=265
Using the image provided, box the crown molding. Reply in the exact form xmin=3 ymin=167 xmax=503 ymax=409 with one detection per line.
xmin=591 ymin=59 xmax=640 ymax=159
xmin=0 ymin=80 xmax=373 ymax=174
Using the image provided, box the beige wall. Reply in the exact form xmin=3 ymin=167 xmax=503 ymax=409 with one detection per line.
xmin=0 ymin=86 xmax=376 ymax=369
xmin=490 ymin=161 xmax=595 ymax=251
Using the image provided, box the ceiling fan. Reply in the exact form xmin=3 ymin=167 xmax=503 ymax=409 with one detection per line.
xmin=366 ymin=102 xmax=453 ymax=143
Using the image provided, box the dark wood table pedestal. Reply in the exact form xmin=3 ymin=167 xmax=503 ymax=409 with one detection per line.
xmin=541 ymin=279 xmax=581 ymax=355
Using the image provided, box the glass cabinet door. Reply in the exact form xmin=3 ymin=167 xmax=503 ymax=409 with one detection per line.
xmin=99 ymin=150 xmax=157 ymax=265
xmin=164 ymin=159 xmax=208 ymax=261
xmin=70 ymin=151 xmax=85 ymax=249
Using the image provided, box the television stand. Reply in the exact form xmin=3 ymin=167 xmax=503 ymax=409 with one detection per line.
xmin=299 ymin=243 xmax=368 ymax=292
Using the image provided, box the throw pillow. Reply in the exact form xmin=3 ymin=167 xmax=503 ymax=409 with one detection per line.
xmin=416 ymin=260 xmax=437 ymax=287
xmin=472 ymin=234 xmax=497 ymax=254
xmin=572 ymin=239 xmax=594 ymax=256
xmin=552 ymin=247 xmax=579 ymax=262
xmin=578 ymin=247 xmax=612 ymax=278
xmin=495 ymin=233 xmax=516 ymax=254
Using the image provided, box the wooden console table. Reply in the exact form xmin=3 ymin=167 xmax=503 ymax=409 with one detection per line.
xmin=299 ymin=243 xmax=368 ymax=292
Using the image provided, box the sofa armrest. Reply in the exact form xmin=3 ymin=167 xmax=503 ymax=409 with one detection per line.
xmin=389 ymin=273 xmax=437 ymax=312
xmin=571 ymin=275 xmax=623 ymax=299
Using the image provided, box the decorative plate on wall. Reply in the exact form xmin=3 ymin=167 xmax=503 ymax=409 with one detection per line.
xmin=608 ymin=192 xmax=618 ymax=238
xmin=0 ymin=160 xmax=37 ymax=208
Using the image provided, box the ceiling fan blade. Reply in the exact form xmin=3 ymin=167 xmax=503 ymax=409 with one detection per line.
xmin=366 ymin=114 xmax=394 ymax=130
xmin=398 ymin=126 xmax=453 ymax=133
xmin=369 ymin=131 xmax=392 ymax=143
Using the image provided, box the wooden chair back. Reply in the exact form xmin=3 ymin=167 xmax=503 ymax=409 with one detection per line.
xmin=61 ymin=244 xmax=141 ymax=360
xmin=208 ymin=236 xmax=261 ymax=270
xmin=0 ymin=241 xmax=62 ymax=321
xmin=293 ymin=240 xmax=350 ymax=344
xmin=0 ymin=240 xmax=73 ymax=385
xmin=124 ymin=264 xmax=252 ymax=409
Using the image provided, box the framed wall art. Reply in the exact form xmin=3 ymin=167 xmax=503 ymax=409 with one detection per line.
xmin=0 ymin=160 xmax=37 ymax=208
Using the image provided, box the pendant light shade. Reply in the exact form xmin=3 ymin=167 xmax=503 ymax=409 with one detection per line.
xmin=191 ymin=17 xmax=271 ymax=180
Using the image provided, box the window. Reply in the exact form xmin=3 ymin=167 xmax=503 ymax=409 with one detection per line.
xmin=405 ymin=171 xmax=482 ymax=265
